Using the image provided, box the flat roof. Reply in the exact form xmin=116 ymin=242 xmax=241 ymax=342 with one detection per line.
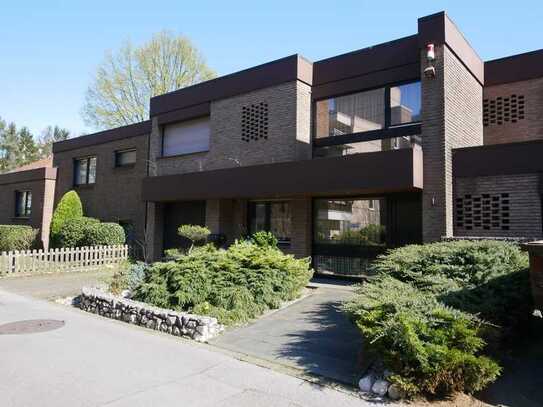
xmin=53 ymin=121 xmax=151 ymax=153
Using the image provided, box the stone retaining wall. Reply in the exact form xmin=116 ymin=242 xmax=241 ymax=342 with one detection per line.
xmin=79 ymin=287 xmax=223 ymax=342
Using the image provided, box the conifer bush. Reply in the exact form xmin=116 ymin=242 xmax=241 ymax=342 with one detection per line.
xmin=134 ymin=233 xmax=313 ymax=325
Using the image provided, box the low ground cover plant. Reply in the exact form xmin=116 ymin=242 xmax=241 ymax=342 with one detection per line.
xmin=0 ymin=225 xmax=39 ymax=252
xmin=133 ymin=231 xmax=313 ymax=325
xmin=345 ymin=240 xmax=531 ymax=398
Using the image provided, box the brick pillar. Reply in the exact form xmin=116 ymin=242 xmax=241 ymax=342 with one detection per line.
xmin=419 ymin=13 xmax=484 ymax=242
xmin=145 ymin=202 xmax=164 ymax=261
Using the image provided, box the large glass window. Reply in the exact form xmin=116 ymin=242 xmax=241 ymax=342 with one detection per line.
xmin=315 ymin=88 xmax=385 ymax=139
xmin=314 ymin=81 xmax=421 ymax=141
xmin=162 ymin=117 xmax=210 ymax=157
xmin=314 ymin=198 xmax=386 ymax=246
xmin=249 ymin=201 xmax=291 ymax=244
xmin=74 ymin=156 xmax=96 ymax=185
xmin=15 ymin=190 xmax=32 ymax=217
xmin=390 ymin=82 xmax=421 ymax=125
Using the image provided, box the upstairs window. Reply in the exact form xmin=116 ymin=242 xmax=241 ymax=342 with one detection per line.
xmin=162 ymin=117 xmax=210 ymax=157
xmin=74 ymin=156 xmax=97 ymax=185
xmin=314 ymin=81 xmax=421 ymax=139
xmin=15 ymin=190 xmax=32 ymax=218
xmin=390 ymin=82 xmax=421 ymax=125
xmin=115 ymin=149 xmax=136 ymax=167
xmin=315 ymin=88 xmax=385 ymax=138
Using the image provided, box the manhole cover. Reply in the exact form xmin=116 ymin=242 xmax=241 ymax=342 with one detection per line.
xmin=0 ymin=319 xmax=65 ymax=335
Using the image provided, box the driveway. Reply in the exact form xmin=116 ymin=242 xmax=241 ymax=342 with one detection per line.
xmin=210 ymin=279 xmax=370 ymax=386
xmin=0 ymin=288 xmax=375 ymax=407
xmin=0 ymin=271 xmax=112 ymax=299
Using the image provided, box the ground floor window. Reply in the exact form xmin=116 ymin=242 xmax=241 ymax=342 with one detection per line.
xmin=15 ymin=190 xmax=32 ymax=218
xmin=314 ymin=198 xmax=386 ymax=246
xmin=313 ymin=197 xmax=387 ymax=277
xmin=249 ymin=201 xmax=291 ymax=245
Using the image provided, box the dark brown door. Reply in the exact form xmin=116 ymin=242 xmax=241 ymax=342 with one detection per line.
xmin=163 ymin=201 xmax=206 ymax=251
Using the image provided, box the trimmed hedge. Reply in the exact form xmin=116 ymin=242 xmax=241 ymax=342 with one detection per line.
xmin=55 ymin=217 xmax=99 ymax=248
xmin=0 ymin=225 xmax=38 ymax=252
xmin=50 ymin=191 xmax=83 ymax=246
xmin=83 ymin=222 xmax=126 ymax=247
xmin=134 ymin=234 xmax=313 ymax=325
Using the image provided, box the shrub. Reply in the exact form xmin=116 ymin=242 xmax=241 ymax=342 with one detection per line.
xmin=371 ymin=240 xmax=531 ymax=327
xmin=83 ymin=222 xmax=126 ymax=247
xmin=55 ymin=217 xmax=99 ymax=248
xmin=134 ymin=237 xmax=313 ymax=325
xmin=50 ymin=191 xmax=83 ymax=246
xmin=109 ymin=261 xmax=148 ymax=295
xmin=177 ymin=224 xmax=211 ymax=252
xmin=344 ymin=277 xmax=501 ymax=397
xmin=0 ymin=225 xmax=39 ymax=252
xmin=250 ymin=231 xmax=278 ymax=248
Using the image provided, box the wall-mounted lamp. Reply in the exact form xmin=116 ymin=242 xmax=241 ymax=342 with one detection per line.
xmin=424 ymin=66 xmax=436 ymax=79
xmin=431 ymin=196 xmax=436 ymax=206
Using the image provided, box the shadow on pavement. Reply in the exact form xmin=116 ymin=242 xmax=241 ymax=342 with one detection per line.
xmin=275 ymin=289 xmax=371 ymax=386
xmin=476 ymin=317 xmax=543 ymax=407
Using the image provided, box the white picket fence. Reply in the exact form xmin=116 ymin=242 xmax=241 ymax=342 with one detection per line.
xmin=0 ymin=245 xmax=129 ymax=276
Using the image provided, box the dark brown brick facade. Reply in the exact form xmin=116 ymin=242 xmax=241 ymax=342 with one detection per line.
xmin=483 ymin=77 xmax=543 ymax=145
xmin=53 ymin=133 xmax=149 ymax=245
xmin=0 ymin=167 xmax=57 ymax=249
xmin=454 ymin=174 xmax=542 ymax=238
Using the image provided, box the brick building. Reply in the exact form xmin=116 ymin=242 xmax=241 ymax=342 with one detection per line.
xmin=1 ymin=11 xmax=542 ymax=276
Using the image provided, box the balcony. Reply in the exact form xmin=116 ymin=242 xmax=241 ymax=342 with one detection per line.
xmin=142 ymin=145 xmax=423 ymax=202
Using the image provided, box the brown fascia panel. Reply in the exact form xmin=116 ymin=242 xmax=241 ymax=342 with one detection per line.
xmin=485 ymin=49 xmax=543 ymax=86
xmin=155 ymin=103 xmax=210 ymax=126
xmin=453 ymin=140 xmax=543 ymax=178
xmin=418 ymin=11 xmax=484 ymax=85
xmin=312 ymin=35 xmax=420 ymax=87
xmin=53 ymin=121 xmax=151 ymax=154
xmin=0 ymin=167 xmax=57 ymax=186
xmin=150 ymin=55 xmax=313 ymax=117
xmin=141 ymin=148 xmax=422 ymax=202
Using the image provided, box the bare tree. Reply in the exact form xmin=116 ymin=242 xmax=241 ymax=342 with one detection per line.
xmin=82 ymin=31 xmax=216 ymax=130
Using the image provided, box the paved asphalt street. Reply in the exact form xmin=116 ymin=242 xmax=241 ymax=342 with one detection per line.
xmin=0 ymin=288 xmax=378 ymax=407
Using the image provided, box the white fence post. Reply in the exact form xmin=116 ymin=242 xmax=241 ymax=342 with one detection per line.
xmin=0 ymin=245 xmax=128 ymax=277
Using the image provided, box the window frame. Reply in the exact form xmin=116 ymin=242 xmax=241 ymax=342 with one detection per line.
xmin=312 ymin=196 xmax=388 ymax=257
xmin=15 ymin=190 xmax=32 ymax=218
xmin=161 ymin=116 xmax=211 ymax=158
xmin=73 ymin=156 xmax=97 ymax=186
xmin=114 ymin=148 xmax=137 ymax=168
xmin=248 ymin=200 xmax=292 ymax=246
xmin=312 ymin=80 xmax=421 ymax=149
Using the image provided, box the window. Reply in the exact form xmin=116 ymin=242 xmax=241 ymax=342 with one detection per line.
xmin=115 ymin=149 xmax=136 ymax=167
xmin=15 ymin=191 xmax=32 ymax=218
xmin=314 ymin=198 xmax=386 ymax=246
xmin=314 ymin=81 xmax=421 ymax=140
xmin=74 ymin=156 xmax=97 ymax=185
xmin=315 ymin=88 xmax=385 ymax=139
xmin=162 ymin=117 xmax=210 ymax=157
xmin=249 ymin=201 xmax=291 ymax=244
xmin=390 ymin=82 xmax=421 ymax=125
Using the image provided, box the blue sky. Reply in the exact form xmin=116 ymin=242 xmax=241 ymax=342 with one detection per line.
xmin=1 ymin=0 xmax=541 ymax=136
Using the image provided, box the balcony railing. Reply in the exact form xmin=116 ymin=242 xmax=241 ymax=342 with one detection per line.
xmin=313 ymin=123 xmax=421 ymax=159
